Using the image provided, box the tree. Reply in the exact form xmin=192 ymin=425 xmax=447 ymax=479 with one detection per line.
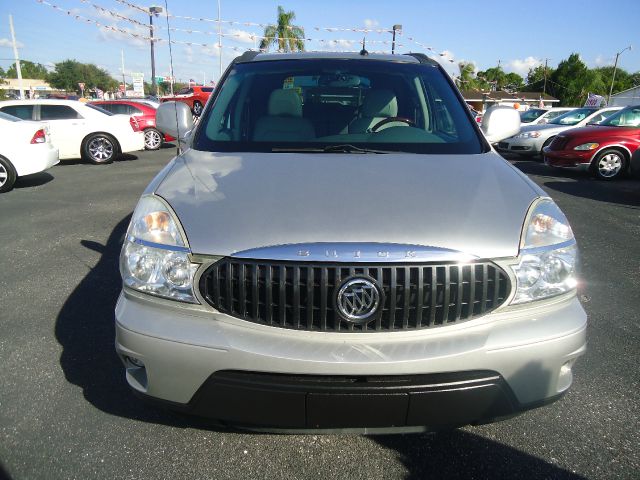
xmin=550 ymin=53 xmax=601 ymax=106
xmin=456 ymin=61 xmax=490 ymax=90
xmin=593 ymin=66 xmax=633 ymax=97
xmin=503 ymin=72 xmax=524 ymax=92
xmin=47 ymin=60 xmax=118 ymax=93
xmin=0 ymin=66 xmax=5 ymax=78
xmin=6 ymin=60 xmax=48 ymax=79
xmin=259 ymin=6 xmax=305 ymax=52
xmin=477 ymin=66 xmax=505 ymax=91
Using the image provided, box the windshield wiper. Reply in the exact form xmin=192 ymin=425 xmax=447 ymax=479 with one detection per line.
xmin=322 ymin=144 xmax=395 ymax=154
xmin=271 ymin=144 xmax=399 ymax=154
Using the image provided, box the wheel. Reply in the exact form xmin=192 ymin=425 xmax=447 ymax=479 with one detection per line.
xmin=192 ymin=101 xmax=203 ymax=116
xmin=0 ymin=156 xmax=17 ymax=193
xmin=590 ymin=149 xmax=627 ymax=180
xmin=82 ymin=133 xmax=118 ymax=164
xmin=537 ymin=136 xmax=555 ymax=161
xmin=143 ymin=128 xmax=163 ymax=150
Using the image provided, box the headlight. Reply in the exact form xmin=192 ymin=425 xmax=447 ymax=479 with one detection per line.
xmin=574 ymin=142 xmax=599 ymax=151
xmin=515 ymin=131 xmax=541 ymax=139
xmin=511 ymin=198 xmax=577 ymax=304
xmin=120 ymin=195 xmax=199 ymax=303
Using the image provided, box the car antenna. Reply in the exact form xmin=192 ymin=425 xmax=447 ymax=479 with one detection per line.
xmin=163 ymin=0 xmax=182 ymax=155
xmin=360 ymin=37 xmax=369 ymax=56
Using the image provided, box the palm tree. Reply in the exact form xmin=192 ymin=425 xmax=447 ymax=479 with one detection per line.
xmin=259 ymin=6 xmax=305 ymax=52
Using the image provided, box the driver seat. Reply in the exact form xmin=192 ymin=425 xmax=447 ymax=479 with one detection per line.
xmin=348 ymin=89 xmax=398 ymax=133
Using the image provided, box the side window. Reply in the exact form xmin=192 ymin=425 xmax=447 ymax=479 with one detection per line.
xmin=129 ymin=105 xmax=144 ymax=115
xmin=0 ymin=104 xmax=34 ymax=120
xmin=177 ymin=88 xmax=193 ymax=95
xmin=98 ymin=104 xmax=114 ymax=113
xmin=40 ymin=105 xmax=82 ymax=120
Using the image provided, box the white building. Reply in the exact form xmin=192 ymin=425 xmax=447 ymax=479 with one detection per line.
xmin=609 ymin=86 xmax=640 ymax=107
xmin=0 ymin=78 xmax=56 ymax=97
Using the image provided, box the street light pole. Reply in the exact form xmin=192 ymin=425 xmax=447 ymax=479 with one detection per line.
xmin=391 ymin=24 xmax=402 ymax=54
xmin=608 ymin=45 xmax=632 ymax=105
xmin=149 ymin=5 xmax=163 ymax=97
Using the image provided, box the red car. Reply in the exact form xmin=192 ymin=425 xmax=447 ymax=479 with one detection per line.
xmin=160 ymin=85 xmax=213 ymax=116
xmin=543 ymin=105 xmax=640 ymax=180
xmin=91 ymin=100 xmax=173 ymax=150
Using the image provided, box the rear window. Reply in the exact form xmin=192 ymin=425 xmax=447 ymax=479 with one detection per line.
xmin=85 ymin=104 xmax=114 ymax=116
xmin=201 ymin=87 xmax=214 ymax=92
xmin=195 ymin=58 xmax=483 ymax=154
xmin=0 ymin=111 xmax=21 ymax=122
xmin=0 ymin=104 xmax=34 ymax=120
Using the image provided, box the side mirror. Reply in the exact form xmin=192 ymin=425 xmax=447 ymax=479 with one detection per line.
xmin=156 ymin=102 xmax=194 ymax=140
xmin=481 ymin=105 xmax=521 ymax=143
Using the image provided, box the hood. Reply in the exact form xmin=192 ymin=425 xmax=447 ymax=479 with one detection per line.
xmin=561 ymin=125 xmax=635 ymax=139
xmin=155 ymin=150 xmax=541 ymax=259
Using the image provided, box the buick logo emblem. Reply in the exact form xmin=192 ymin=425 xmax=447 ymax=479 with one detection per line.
xmin=336 ymin=278 xmax=381 ymax=323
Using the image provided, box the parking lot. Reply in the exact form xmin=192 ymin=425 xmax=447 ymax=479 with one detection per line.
xmin=0 ymin=148 xmax=638 ymax=480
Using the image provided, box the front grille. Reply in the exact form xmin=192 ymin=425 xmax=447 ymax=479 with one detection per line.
xmin=548 ymin=136 xmax=569 ymax=151
xmin=199 ymin=259 xmax=511 ymax=332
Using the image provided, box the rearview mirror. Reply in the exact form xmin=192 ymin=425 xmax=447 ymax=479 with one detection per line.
xmin=481 ymin=106 xmax=521 ymax=143
xmin=156 ymin=102 xmax=194 ymax=141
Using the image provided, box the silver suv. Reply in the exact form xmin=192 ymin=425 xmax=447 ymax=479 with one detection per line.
xmin=115 ymin=52 xmax=586 ymax=433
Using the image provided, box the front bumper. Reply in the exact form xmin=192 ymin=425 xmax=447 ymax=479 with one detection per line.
xmin=496 ymin=136 xmax=545 ymax=155
xmin=543 ymin=148 xmax=592 ymax=170
xmin=115 ymin=291 xmax=587 ymax=430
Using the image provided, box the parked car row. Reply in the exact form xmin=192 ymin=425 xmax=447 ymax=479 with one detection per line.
xmin=498 ymin=104 xmax=640 ymax=180
xmin=0 ymin=98 xmax=169 ymax=192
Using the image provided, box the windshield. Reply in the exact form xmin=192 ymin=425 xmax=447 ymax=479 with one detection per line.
xmin=194 ymin=58 xmax=483 ymax=154
xmin=549 ymin=108 xmax=596 ymax=126
xmin=598 ymin=106 xmax=640 ymax=127
xmin=520 ymin=109 xmax=547 ymax=123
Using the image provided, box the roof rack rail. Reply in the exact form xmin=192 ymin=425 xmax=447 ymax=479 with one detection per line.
xmin=405 ymin=53 xmax=439 ymax=66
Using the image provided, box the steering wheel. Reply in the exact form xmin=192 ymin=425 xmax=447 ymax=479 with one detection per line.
xmin=370 ymin=117 xmax=416 ymax=132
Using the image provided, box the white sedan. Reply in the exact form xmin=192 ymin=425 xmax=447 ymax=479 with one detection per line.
xmin=0 ymin=111 xmax=59 ymax=193
xmin=0 ymin=100 xmax=145 ymax=164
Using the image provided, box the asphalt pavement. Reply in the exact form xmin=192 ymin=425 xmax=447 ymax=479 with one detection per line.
xmin=0 ymin=148 xmax=638 ymax=480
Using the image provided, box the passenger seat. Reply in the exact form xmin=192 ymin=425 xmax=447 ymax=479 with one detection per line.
xmin=253 ymin=89 xmax=315 ymax=141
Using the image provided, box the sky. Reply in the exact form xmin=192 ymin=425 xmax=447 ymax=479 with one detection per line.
xmin=0 ymin=0 xmax=639 ymax=88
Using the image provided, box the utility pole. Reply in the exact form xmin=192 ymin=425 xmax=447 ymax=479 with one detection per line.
xmin=542 ymin=58 xmax=548 ymax=95
xmin=217 ymin=0 xmax=222 ymax=79
xmin=121 ymin=50 xmax=126 ymax=94
xmin=391 ymin=24 xmax=402 ymax=54
xmin=149 ymin=5 xmax=163 ymax=97
xmin=9 ymin=15 xmax=24 ymax=100
xmin=608 ymin=45 xmax=632 ymax=105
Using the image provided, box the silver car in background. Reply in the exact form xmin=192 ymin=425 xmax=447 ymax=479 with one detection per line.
xmin=115 ymin=51 xmax=586 ymax=433
xmin=498 ymin=106 xmax=621 ymax=157
xmin=520 ymin=107 xmax=575 ymax=125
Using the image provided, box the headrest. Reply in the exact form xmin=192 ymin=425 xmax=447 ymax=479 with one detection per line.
xmin=268 ymin=89 xmax=303 ymax=117
xmin=362 ymin=89 xmax=398 ymax=118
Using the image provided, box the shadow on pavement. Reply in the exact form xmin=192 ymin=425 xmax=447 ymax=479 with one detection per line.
xmin=54 ymin=215 xmax=203 ymax=429
xmin=374 ymin=429 xmax=586 ymax=480
xmin=14 ymin=172 xmax=54 ymax=189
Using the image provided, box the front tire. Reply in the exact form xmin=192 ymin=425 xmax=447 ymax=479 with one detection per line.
xmin=82 ymin=133 xmax=118 ymax=164
xmin=192 ymin=101 xmax=203 ymax=116
xmin=0 ymin=156 xmax=17 ymax=193
xmin=590 ymin=149 xmax=627 ymax=180
xmin=143 ymin=128 xmax=163 ymax=150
